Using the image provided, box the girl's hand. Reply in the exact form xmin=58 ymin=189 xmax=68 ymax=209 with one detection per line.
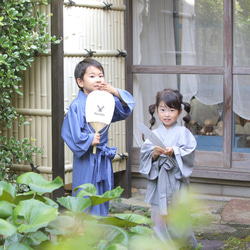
xmin=163 ymin=147 xmax=174 ymax=156
xmin=152 ymin=146 xmax=165 ymax=161
xmin=91 ymin=133 xmax=100 ymax=146
xmin=152 ymin=146 xmax=174 ymax=161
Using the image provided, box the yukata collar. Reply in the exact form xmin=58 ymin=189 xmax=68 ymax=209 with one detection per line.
xmin=160 ymin=121 xmax=177 ymax=130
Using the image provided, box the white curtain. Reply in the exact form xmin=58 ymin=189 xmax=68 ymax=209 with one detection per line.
xmin=233 ymin=3 xmax=250 ymax=121
xmin=132 ymin=0 xmax=250 ymax=146
xmin=234 ymin=76 xmax=250 ymax=120
xmin=180 ymin=0 xmax=223 ymax=105
xmin=133 ymin=0 xmax=178 ymax=147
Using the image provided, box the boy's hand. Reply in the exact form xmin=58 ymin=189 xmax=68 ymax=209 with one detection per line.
xmin=100 ymin=83 xmax=127 ymax=106
xmin=91 ymin=133 xmax=100 ymax=146
xmin=99 ymin=83 xmax=117 ymax=96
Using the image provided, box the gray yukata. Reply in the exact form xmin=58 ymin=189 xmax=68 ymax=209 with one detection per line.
xmin=139 ymin=122 xmax=198 ymax=249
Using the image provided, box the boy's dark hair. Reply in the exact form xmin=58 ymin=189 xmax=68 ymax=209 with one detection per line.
xmin=74 ymin=59 xmax=105 ymax=89
xmin=148 ymin=88 xmax=191 ymax=130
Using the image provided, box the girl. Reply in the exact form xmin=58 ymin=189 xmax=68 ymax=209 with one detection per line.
xmin=139 ymin=89 xmax=198 ymax=249
xmin=61 ymin=59 xmax=135 ymax=216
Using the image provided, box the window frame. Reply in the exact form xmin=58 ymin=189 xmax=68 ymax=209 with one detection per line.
xmin=126 ymin=0 xmax=250 ymax=173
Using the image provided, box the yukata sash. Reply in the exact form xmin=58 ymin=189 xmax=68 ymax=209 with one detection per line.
xmin=95 ymin=145 xmax=116 ymax=191
xmin=158 ymin=156 xmax=188 ymax=215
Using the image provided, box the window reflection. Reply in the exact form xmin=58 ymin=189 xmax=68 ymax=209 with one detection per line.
xmin=132 ymin=74 xmax=224 ymax=152
xmin=234 ymin=0 xmax=250 ymax=66
xmin=190 ymin=98 xmax=222 ymax=136
xmin=234 ymin=115 xmax=250 ymax=149
xmin=233 ymin=75 xmax=250 ymax=151
xmin=189 ymin=98 xmax=223 ymax=151
xmin=133 ymin=0 xmax=223 ymax=66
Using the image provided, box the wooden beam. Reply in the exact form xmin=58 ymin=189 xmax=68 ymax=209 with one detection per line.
xmin=121 ymin=0 xmax=133 ymax=198
xmin=223 ymin=0 xmax=233 ymax=169
xmin=131 ymin=65 xmax=224 ymax=75
xmin=51 ymin=0 xmax=65 ymax=200
xmin=192 ymin=168 xmax=250 ymax=182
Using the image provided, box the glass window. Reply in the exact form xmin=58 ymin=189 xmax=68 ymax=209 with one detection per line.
xmin=190 ymin=98 xmax=223 ymax=151
xmin=234 ymin=0 xmax=250 ymax=66
xmin=233 ymin=75 xmax=250 ymax=152
xmin=132 ymin=0 xmax=223 ymax=66
xmin=133 ymin=74 xmax=223 ymax=152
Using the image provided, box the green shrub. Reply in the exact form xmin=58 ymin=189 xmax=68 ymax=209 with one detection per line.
xmin=0 ymin=172 xmax=159 ymax=249
xmin=0 ymin=0 xmax=60 ymax=179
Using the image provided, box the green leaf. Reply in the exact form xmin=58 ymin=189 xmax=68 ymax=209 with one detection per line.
xmin=130 ymin=225 xmax=155 ymax=235
xmin=14 ymin=191 xmax=49 ymax=205
xmin=19 ymin=65 xmax=27 ymax=71
xmin=13 ymin=199 xmax=58 ymax=233
xmin=129 ymin=234 xmax=168 ymax=249
xmin=99 ymin=215 xmax=138 ymax=228
xmin=84 ymin=224 xmax=129 ymax=248
xmin=115 ymin=213 xmax=154 ymax=226
xmin=17 ymin=172 xmax=63 ymax=193
xmin=57 ymin=196 xmax=91 ymax=213
xmin=6 ymin=230 xmax=49 ymax=247
xmin=75 ymin=184 xmax=123 ymax=207
xmin=4 ymin=233 xmax=24 ymax=248
xmin=99 ymin=214 xmax=154 ymax=228
xmin=46 ymin=215 xmax=75 ymax=236
xmin=30 ymin=45 xmax=38 ymax=50
xmin=12 ymin=51 xmax=19 ymax=58
xmin=43 ymin=196 xmax=59 ymax=209
xmin=0 ymin=218 xmax=17 ymax=236
xmin=0 ymin=16 xmax=4 ymax=25
xmin=0 ymin=200 xmax=13 ymax=219
xmin=27 ymin=230 xmax=49 ymax=245
xmin=40 ymin=236 xmax=93 ymax=250
xmin=106 ymin=244 xmax=128 ymax=250
xmin=74 ymin=183 xmax=97 ymax=195
xmin=0 ymin=181 xmax=16 ymax=202
xmin=5 ymin=243 xmax=33 ymax=250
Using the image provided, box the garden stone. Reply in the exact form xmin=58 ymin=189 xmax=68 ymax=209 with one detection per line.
xmin=133 ymin=209 xmax=146 ymax=216
xmin=110 ymin=202 xmax=130 ymax=213
xmin=131 ymin=205 xmax=149 ymax=213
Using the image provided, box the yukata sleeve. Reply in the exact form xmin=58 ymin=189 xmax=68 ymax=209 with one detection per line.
xmin=112 ymin=89 xmax=135 ymax=122
xmin=139 ymin=141 xmax=159 ymax=180
xmin=172 ymin=128 xmax=197 ymax=178
xmin=61 ymin=103 xmax=94 ymax=159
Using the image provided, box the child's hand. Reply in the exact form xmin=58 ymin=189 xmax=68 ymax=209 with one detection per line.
xmin=163 ymin=147 xmax=174 ymax=156
xmin=100 ymin=83 xmax=127 ymax=106
xmin=91 ymin=133 xmax=100 ymax=146
xmin=152 ymin=146 xmax=174 ymax=161
xmin=152 ymin=146 xmax=165 ymax=161
xmin=99 ymin=83 xmax=120 ymax=97
xmin=100 ymin=83 xmax=115 ymax=94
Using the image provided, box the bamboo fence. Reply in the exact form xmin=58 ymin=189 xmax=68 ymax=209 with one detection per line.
xmin=4 ymin=0 xmax=127 ymax=182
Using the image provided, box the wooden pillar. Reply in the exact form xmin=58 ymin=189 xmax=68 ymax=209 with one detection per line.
xmin=121 ymin=0 xmax=133 ymax=198
xmin=51 ymin=0 xmax=65 ymax=199
xmin=223 ymin=0 xmax=233 ymax=169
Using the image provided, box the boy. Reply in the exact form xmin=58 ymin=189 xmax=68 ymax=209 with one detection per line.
xmin=61 ymin=59 xmax=135 ymax=216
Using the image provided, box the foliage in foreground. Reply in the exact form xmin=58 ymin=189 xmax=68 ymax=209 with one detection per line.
xmin=0 ymin=172 xmax=170 ymax=250
xmin=0 ymin=172 xmax=204 ymax=249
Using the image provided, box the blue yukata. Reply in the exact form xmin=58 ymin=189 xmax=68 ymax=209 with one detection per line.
xmin=61 ymin=89 xmax=134 ymax=216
